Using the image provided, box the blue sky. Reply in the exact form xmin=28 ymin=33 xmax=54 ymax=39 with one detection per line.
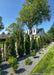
xmin=0 ymin=0 xmax=54 ymax=34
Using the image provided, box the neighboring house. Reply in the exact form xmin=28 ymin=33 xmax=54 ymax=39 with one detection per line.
xmin=26 ymin=27 xmax=46 ymax=40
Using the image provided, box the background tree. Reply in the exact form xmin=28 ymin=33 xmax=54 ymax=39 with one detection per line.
xmin=0 ymin=16 xmax=4 ymax=31
xmin=48 ymin=23 xmax=54 ymax=38
xmin=0 ymin=47 xmax=2 ymax=64
xmin=5 ymin=36 xmax=16 ymax=60
xmin=25 ymin=33 xmax=30 ymax=54
xmin=17 ymin=31 xmax=24 ymax=57
xmin=6 ymin=17 xmax=24 ymax=39
xmin=19 ymin=0 xmax=51 ymax=29
xmin=30 ymin=35 xmax=35 ymax=50
xmin=45 ymin=36 xmax=50 ymax=44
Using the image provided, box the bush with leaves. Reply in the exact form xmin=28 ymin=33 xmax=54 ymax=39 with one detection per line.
xmin=30 ymin=50 xmax=36 ymax=56
xmin=7 ymin=57 xmax=18 ymax=72
xmin=25 ymin=57 xmax=32 ymax=65
xmin=30 ymin=35 xmax=35 ymax=50
xmin=5 ymin=36 xmax=16 ymax=60
xmin=25 ymin=33 xmax=30 ymax=54
xmin=0 ymin=47 xmax=2 ymax=64
xmin=17 ymin=31 xmax=24 ymax=57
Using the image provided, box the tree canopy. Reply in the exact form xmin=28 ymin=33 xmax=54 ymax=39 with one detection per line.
xmin=0 ymin=16 xmax=4 ymax=31
xmin=19 ymin=0 xmax=51 ymax=29
xmin=48 ymin=23 xmax=54 ymax=38
xmin=6 ymin=17 xmax=24 ymax=38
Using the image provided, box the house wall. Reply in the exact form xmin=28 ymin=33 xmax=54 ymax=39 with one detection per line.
xmin=26 ymin=29 xmax=30 ymax=35
xmin=32 ymin=28 xmax=37 ymax=35
xmin=39 ymin=30 xmax=46 ymax=36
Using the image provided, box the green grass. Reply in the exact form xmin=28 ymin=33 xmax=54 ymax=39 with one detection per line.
xmin=29 ymin=45 xmax=54 ymax=75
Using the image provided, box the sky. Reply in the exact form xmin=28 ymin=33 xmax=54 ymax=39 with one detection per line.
xmin=0 ymin=0 xmax=54 ymax=34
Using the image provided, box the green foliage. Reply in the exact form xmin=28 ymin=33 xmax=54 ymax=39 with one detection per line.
xmin=29 ymin=45 xmax=54 ymax=75
xmin=5 ymin=36 xmax=16 ymax=60
xmin=7 ymin=57 xmax=18 ymax=72
xmin=25 ymin=33 xmax=30 ymax=54
xmin=25 ymin=57 xmax=31 ymax=65
xmin=45 ymin=36 xmax=50 ymax=44
xmin=0 ymin=72 xmax=1 ymax=75
xmin=6 ymin=17 xmax=24 ymax=39
xmin=0 ymin=47 xmax=2 ymax=64
xmin=44 ymin=44 xmax=48 ymax=48
xmin=30 ymin=35 xmax=35 ymax=50
xmin=0 ymin=16 xmax=4 ymax=31
xmin=48 ymin=23 xmax=54 ymax=38
xmin=37 ymin=38 xmax=41 ymax=49
xmin=30 ymin=50 xmax=36 ymax=56
xmin=17 ymin=31 xmax=24 ymax=57
xmin=35 ymin=38 xmax=38 ymax=50
xmin=10 ymin=73 xmax=13 ymax=75
xmin=38 ymin=48 xmax=42 ymax=53
xmin=19 ymin=0 xmax=51 ymax=29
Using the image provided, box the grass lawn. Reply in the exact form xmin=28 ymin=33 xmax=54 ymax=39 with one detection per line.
xmin=29 ymin=45 xmax=54 ymax=75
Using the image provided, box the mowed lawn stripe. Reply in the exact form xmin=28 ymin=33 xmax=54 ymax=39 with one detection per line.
xmin=29 ymin=45 xmax=54 ymax=75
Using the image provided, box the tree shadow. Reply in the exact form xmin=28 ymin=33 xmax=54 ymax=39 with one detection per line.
xmin=1 ymin=70 xmax=8 ymax=75
xmin=16 ymin=68 xmax=26 ymax=74
xmin=0 ymin=63 xmax=10 ymax=71
xmin=33 ymin=56 xmax=39 ymax=58
xmin=17 ymin=54 xmax=31 ymax=62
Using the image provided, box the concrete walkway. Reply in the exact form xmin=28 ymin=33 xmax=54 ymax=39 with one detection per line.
xmin=0 ymin=42 xmax=54 ymax=75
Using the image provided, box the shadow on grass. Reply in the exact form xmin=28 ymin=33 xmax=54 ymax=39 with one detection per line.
xmin=16 ymin=68 xmax=26 ymax=74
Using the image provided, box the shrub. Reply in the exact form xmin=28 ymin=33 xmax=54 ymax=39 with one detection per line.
xmin=31 ymin=50 xmax=36 ymax=56
xmin=44 ymin=44 xmax=48 ymax=48
xmin=17 ymin=31 xmax=24 ymax=57
xmin=25 ymin=57 xmax=31 ymax=65
xmin=0 ymin=47 xmax=2 ymax=64
xmin=38 ymin=49 xmax=42 ymax=54
xmin=25 ymin=33 xmax=30 ymax=54
xmin=5 ymin=36 xmax=16 ymax=60
xmin=10 ymin=73 xmax=13 ymax=75
xmin=7 ymin=57 xmax=18 ymax=72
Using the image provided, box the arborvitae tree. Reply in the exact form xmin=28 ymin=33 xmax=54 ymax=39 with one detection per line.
xmin=30 ymin=35 xmax=35 ymax=50
xmin=35 ymin=37 xmax=38 ymax=50
xmin=41 ymin=36 xmax=45 ymax=46
xmin=0 ymin=47 xmax=2 ymax=64
xmin=17 ymin=31 xmax=24 ymax=57
xmin=40 ymin=36 xmax=43 ymax=47
xmin=25 ymin=33 xmax=30 ymax=54
xmin=45 ymin=36 xmax=50 ymax=44
xmin=5 ymin=36 xmax=16 ymax=60
xmin=37 ymin=38 xmax=41 ymax=49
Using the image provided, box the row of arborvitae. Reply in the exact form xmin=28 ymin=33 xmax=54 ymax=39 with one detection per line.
xmin=5 ymin=33 xmax=50 ymax=60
